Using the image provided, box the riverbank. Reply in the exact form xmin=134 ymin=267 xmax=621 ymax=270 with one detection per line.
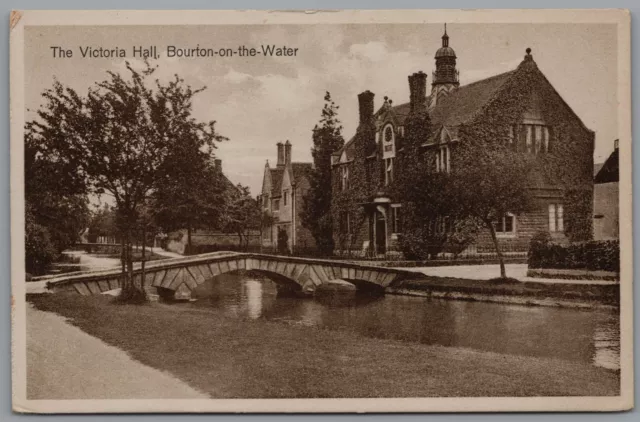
xmin=389 ymin=276 xmax=619 ymax=309
xmin=27 ymin=293 xmax=619 ymax=398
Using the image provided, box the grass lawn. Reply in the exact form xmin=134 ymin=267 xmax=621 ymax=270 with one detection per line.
xmin=27 ymin=293 xmax=620 ymax=398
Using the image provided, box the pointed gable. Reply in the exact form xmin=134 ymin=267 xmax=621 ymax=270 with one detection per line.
xmin=595 ymin=144 xmax=619 ymax=184
xmin=261 ymin=163 xmax=272 ymax=196
xmin=269 ymin=168 xmax=284 ymax=197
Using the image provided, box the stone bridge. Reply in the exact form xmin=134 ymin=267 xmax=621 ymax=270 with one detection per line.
xmin=45 ymin=252 xmax=420 ymax=299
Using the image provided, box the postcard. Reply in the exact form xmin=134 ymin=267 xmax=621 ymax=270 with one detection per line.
xmin=10 ymin=9 xmax=632 ymax=413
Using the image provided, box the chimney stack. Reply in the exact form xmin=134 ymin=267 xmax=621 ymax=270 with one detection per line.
xmin=408 ymin=71 xmax=427 ymax=112
xmin=358 ymin=90 xmax=375 ymax=125
xmin=214 ymin=158 xmax=222 ymax=172
xmin=284 ymin=140 xmax=292 ymax=166
xmin=276 ymin=142 xmax=285 ymax=167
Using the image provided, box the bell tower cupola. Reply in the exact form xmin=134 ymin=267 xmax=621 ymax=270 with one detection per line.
xmin=430 ymin=24 xmax=460 ymax=109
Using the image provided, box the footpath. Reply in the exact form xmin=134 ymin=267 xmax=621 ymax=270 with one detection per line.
xmin=399 ymin=263 xmax=617 ymax=285
xmin=26 ymin=304 xmax=208 ymax=399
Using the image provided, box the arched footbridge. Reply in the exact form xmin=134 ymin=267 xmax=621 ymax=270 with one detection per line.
xmin=45 ymin=252 xmax=421 ymax=299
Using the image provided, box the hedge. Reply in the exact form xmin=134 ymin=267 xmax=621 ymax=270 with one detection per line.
xmin=528 ymin=232 xmax=619 ymax=272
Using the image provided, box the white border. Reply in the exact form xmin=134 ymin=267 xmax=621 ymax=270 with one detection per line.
xmin=10 ymin=9 xmax=633 ymax=413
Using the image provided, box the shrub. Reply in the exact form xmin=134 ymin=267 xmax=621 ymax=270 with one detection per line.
xmin=444 ymin=218 xmax=482 ymax=258
xmin=25 ymin=219 xmax=58 ymax=275
xmin=398 ymin=227 xmax=446 ymax=260
xmin=528 ymin=231 xmax=619 ymax=272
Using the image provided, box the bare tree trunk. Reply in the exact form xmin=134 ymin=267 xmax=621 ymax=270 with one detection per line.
xmin=126 ymin=225 xmax=133 ymax=290
xmin=141 ymin=222 xmax=147 ymax=292
xmin=187 ymin=225 xmax=192 ymax=255
xmin=238 ymin=231 xmax=244 ymax=251
xmin=120 ymin=232 xmax=126 ymax=274
xmin=486 ymin=219 xmax=507 ymax=279
xmin=259 ymin=225 xmax=263 ymax=254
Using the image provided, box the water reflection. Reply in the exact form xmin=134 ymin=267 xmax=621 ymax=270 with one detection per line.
xmin=186 ymin=273 xmax=620 ymax=370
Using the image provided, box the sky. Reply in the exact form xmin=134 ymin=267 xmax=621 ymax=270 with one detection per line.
xmin=25 ymin=23 xmax=618 ymax=198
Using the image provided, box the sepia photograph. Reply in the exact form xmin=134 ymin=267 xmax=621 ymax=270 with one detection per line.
xmin=10 ymin=9 xmax=632 ymax=413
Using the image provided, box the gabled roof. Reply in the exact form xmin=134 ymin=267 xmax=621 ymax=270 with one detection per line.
xmin=221 ymin=172 xmax=239 ymax=193
xmin=429 ymin=70 xmax=516 ymax=128
xmin=269 ymin=162 xmax=312 ymax=196
xmin=333 ymin=70 xmax=516 ymax=160
xmin=595 ymin=144 xmax=619 ymax=184
xmin=269 ymin=168 xmax=285 ymax=197
xmin=378 ymin=70 xmax=515 ymax=130
xmin=594 ymin=163 xmax=604 ymax=177
xmin=333 ymin=136 xmax=356 ymax=163
xmin=290 ymin=162 xmax=312 ymax=183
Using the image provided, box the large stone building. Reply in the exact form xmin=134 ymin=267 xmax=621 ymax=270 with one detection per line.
xmin=260 ymin=141 xmax=315 ymax=253
xmin=331 ymin=27 xmax=594 ymax=256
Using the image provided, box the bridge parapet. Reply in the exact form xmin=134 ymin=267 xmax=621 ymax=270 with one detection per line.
xmin=45 ymin=252 xmax=418 ymax=299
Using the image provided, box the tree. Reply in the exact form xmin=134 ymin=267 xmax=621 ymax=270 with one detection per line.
xmin=25 ymin=124 xmax=89 ymax=275
xmin=153 ymin=145 xmax=227 ymax=252
xmin=88 ymin=203 xmax=118 ymax=243
xmin=301 ymin=92 xmax=345 ymax=255
xmin=222 ymin=185 xmax=261 ymax=250
xmin=395 ymin=91 xmax=456 ymax=260
xmin=451 ymin=134 xmax=534 ymax=278
xmin=28 ymin=61 xmax=224 ymax=300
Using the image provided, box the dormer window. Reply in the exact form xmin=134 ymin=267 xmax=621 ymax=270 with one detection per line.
xmin=341 ymin=165 xmax=350 ymax=191
xmin=435 ymin=145 xmax=450 ymax=173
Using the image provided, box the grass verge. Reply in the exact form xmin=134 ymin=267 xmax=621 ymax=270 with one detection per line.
xmin=392 ymin=276 xmax=619 ymax=306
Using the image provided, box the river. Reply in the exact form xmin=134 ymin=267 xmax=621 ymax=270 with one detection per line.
xmin=173 ymin=273 xmax=620 ymax=371
xmin=46 ymin=252 xmax=620 ymax=371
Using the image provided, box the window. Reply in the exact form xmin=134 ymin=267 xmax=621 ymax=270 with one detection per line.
xmin=494 ymin=213 xmax=516 ymax=234
xmin=283 ymin=190 xmax=289 ymax=206
xmin=549 ymin=203 xmax=564 ymax=232
xmin=391 ymin=206 xmax=402 ymax=234
xmin=340 ymin=212 xmax=351 ymax=234
xmin=526 ymin=125 xmax=533 ymax=153
xmin=385 ymin=126 xmax=393 ymax=143
xmin=514 ymin=124 xmax=550 ymax=154
xmin=262 ymin=195 xmax=269 ymax=208
xmin=385 ymin=158 xmax=394 ymax=185
xmin=341 ymin=165 xmax=350 ymax=191
xmin=273 ymin=199 xmax=280 ymax=210
xmin=435 ymin=145 xmax=450 ymax=173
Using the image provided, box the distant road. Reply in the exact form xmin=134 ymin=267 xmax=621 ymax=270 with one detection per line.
xmin=26 ymin=304 xmax=208 ymax=400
